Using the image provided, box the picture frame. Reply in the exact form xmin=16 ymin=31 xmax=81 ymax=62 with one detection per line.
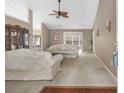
xmin=53 ymin=34 xmax=59 ymax=41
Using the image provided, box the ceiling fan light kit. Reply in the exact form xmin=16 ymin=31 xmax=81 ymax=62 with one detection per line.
xmin=49 ymin=0 xmax=69 ymax=18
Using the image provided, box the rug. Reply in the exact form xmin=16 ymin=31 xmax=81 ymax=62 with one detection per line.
xmin=39 ymin=86 xmax=117 ymax=93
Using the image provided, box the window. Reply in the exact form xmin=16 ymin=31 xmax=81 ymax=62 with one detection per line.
xmin=33 ymin=34 xmax=41 ymax=49
xmin=64 ymin=32 xmax=82 ymax=47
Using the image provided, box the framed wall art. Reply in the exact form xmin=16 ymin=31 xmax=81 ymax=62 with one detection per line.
xmin=53 ymin=34 xmax=59 ymax=41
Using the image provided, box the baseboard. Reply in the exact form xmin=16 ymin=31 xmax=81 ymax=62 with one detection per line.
xmin=94 ymin=53 xmax=117 ymax=80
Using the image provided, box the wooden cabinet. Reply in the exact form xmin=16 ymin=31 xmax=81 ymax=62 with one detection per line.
xmin=5 ymin=24 xmax=29 ymax=51
xmin=5 ymin=25 xmax=11 ymax=50
xmin=23 ymin=28 xmax=29 ymax=48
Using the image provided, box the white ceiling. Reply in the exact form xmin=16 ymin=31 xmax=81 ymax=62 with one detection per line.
xmin=22 ymin=0 xmax=99 ymax=30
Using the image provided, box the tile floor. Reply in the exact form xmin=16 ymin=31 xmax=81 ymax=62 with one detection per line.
xmin=5 ymin=52 xmax=117 ymax=93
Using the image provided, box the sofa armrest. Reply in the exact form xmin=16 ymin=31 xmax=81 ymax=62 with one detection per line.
xmin=50 ymin=54 xmax=63 ymax=65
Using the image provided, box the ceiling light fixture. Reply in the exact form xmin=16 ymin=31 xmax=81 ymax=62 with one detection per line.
xmin=49 ymin=0 xmax=69 ymax=18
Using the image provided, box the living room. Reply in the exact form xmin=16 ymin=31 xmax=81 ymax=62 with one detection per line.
xmin=5 ymin=0 xmax=117 ymax=93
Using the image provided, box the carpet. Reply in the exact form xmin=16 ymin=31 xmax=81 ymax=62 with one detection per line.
xmin=40 ymin=86 xmax=117 ymax=93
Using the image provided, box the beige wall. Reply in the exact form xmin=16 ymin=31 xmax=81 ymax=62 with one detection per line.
xmin=41 ymin=23 xmax=49 ymax=51
xmin=82 ymin=31 xmax=93 ymax=52
xmin=93 ymin=0 xmax=117 ymax=76
xmin=28 ymin=10 xmax=33 ymax=48
xmin=48 ymin=29 xmax=93 ymax=52
xmin=5 ymin=10 xmax=33 ymax=48
xmin=48 ymin=30 xmax=63 ymax=46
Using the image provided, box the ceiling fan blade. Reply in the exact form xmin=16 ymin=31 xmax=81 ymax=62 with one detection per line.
xmin=49 ymin=14 xmax=57 ymax=15
xmin=64 ymin=16 xmax=69 ymax=18
xmin=62 ymin=14 xmax=69 ymax=18
xmin=53 ymin=10 xmax=58 ymax=13
xmin=61 ymin=11 xmax=68 ymax=14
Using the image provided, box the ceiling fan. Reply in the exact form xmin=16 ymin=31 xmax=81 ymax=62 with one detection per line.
xmin=49 ymin=0 xmax=69 ymax=18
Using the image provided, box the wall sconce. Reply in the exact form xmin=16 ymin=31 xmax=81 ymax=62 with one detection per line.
xmin=106 ymin=20 xmax=112 ymax=31
xmin=95 ymin=29 xmax=100 ymax=37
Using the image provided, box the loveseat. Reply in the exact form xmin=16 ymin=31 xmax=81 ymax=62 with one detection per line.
xmin=46 ymin=44 xmax=78 ymax=58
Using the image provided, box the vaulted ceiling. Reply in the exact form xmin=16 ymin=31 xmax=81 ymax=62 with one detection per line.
xmin=22 ymin=0 xmax=99 ymax=29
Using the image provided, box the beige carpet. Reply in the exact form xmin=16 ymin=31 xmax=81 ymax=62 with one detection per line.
xmin=5 ymin=53 xmax=117 ymax=93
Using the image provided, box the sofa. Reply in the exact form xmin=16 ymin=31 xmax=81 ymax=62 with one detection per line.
xmin=46 ymin=44 xmax=78 ymax=58
xmin=5 ymin=49 xmax=63 ymax=80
